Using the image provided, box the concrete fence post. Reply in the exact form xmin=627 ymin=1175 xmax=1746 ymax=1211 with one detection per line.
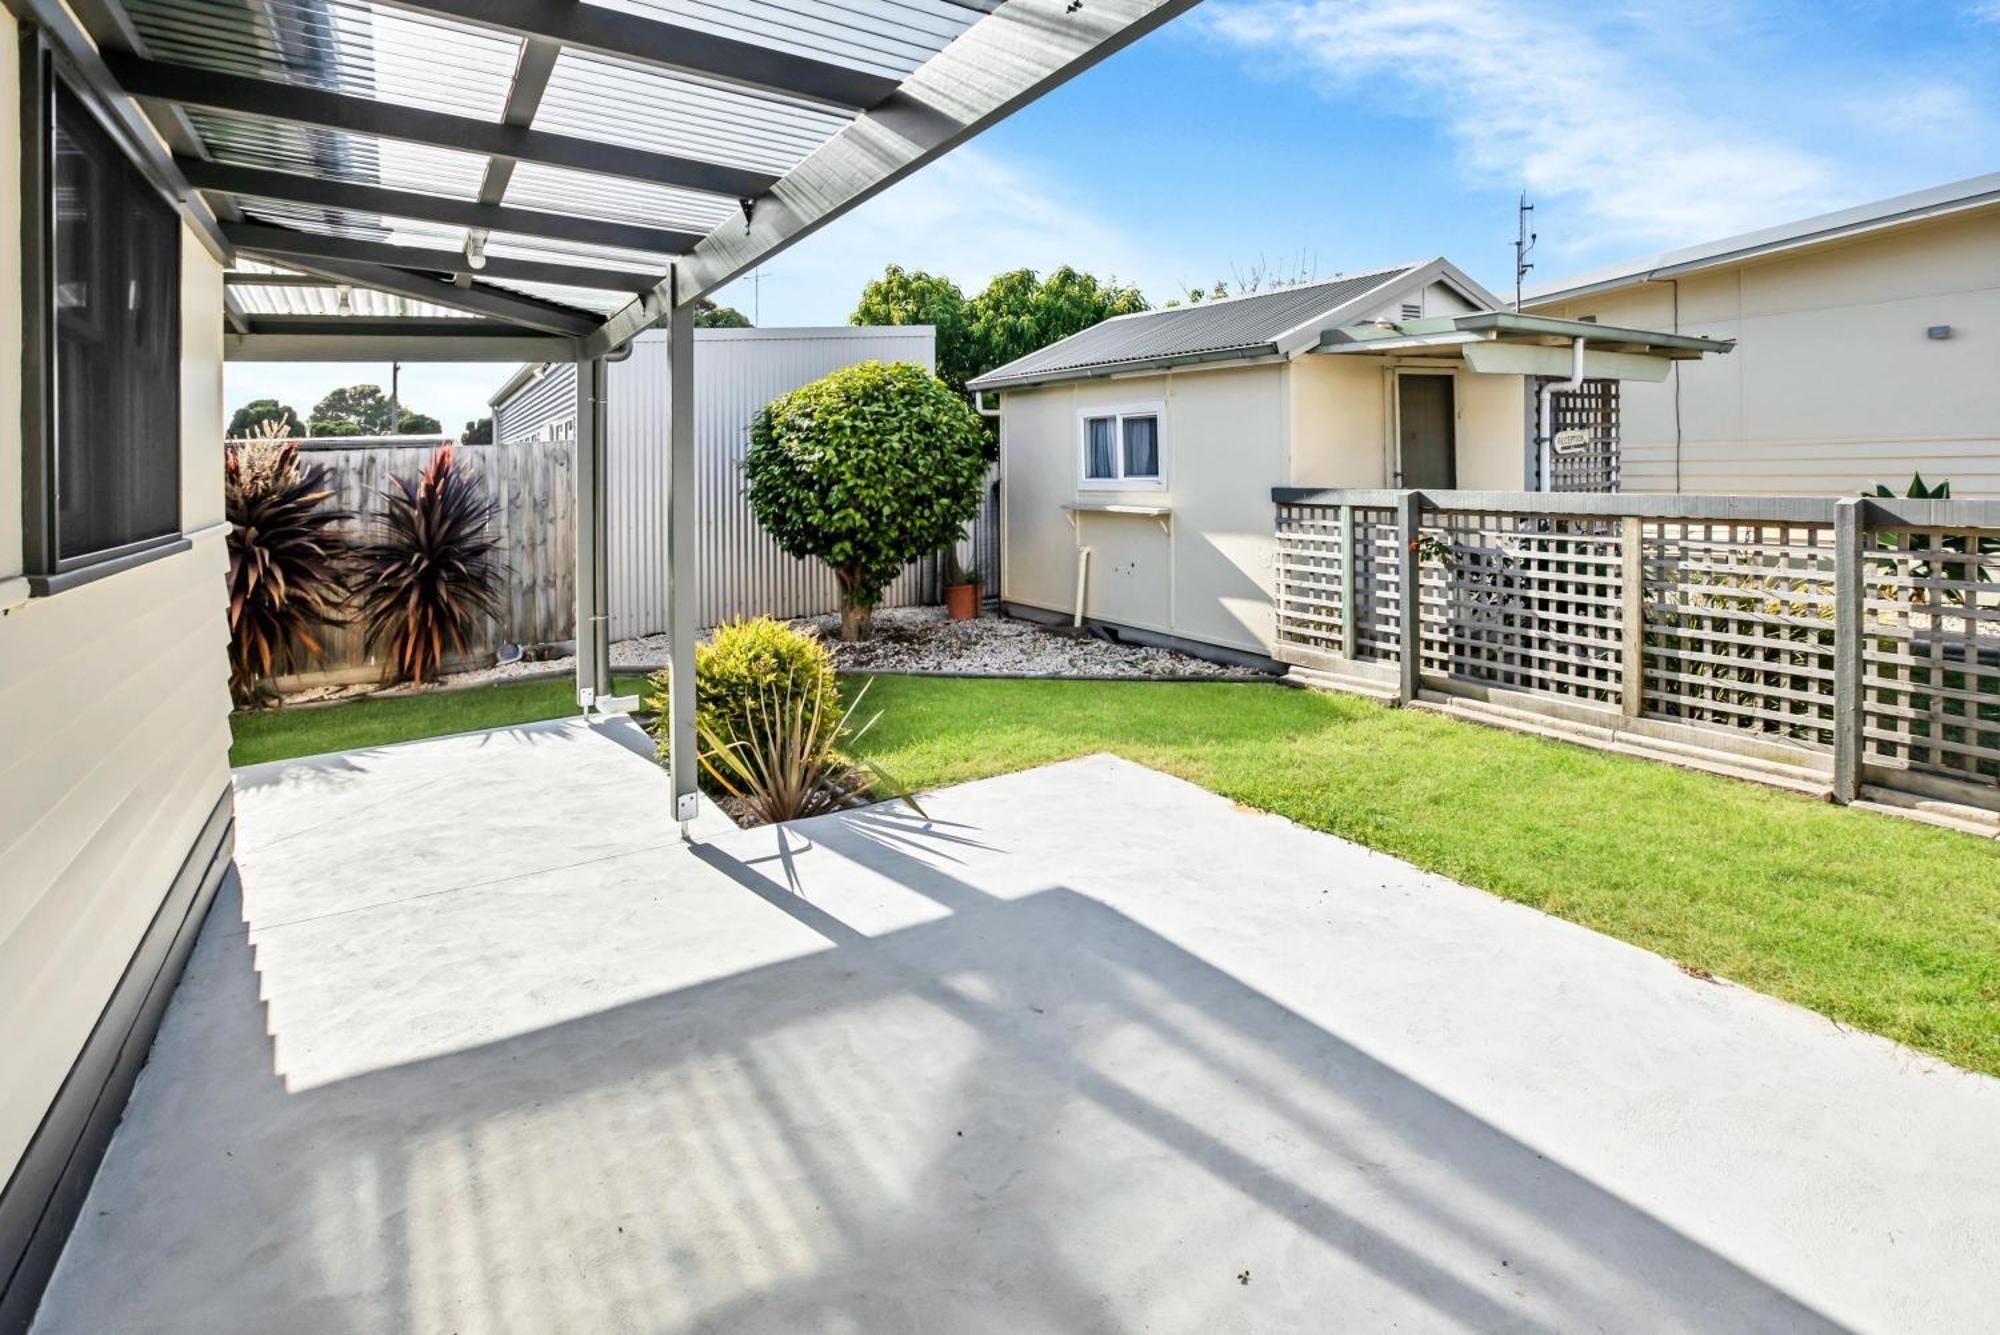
xmin=1338 ymin=503 xmax=1357 ymax=662
xmin=1396 ymin=490 xmax=1422 ymax=705
xmin=1620 ymin=514 xmax=1645 ymax=717
xmin=1832 ymin=498 xmax=1865 ymax=803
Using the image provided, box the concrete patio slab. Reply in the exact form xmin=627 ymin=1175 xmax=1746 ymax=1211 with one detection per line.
xmin=31 ymin=722 xmax=2000 ymax=1333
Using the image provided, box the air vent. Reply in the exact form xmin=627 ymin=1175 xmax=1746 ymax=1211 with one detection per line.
xmin=1400 ymin=301 xmax=1422 ymax=320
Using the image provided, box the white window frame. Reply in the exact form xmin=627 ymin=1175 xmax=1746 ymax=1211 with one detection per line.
xmin=1076 ymin=403 xmax=1166 ymax=492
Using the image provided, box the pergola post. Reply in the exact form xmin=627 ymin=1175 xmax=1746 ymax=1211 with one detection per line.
xmin=574 ymin=354 xmax=612 ymax=710
xmin=665 ymin=299 xmax=699 ymax=835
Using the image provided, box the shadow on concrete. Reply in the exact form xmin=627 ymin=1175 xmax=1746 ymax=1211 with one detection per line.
xmin=36 ymin=809 xmax=1846 ymax=1334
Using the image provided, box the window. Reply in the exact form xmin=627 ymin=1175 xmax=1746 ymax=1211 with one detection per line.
xmin=1079 ymin=407 xmax=1164 ymax=489
xmin=24 ymin=66 xmax=183 ymax=589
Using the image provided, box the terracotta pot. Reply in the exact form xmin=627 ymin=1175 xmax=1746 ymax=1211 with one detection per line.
xmin=944 ymin=582 xmax=982 ymax=620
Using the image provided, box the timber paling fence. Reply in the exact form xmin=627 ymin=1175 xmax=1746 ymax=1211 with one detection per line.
xmin=273 ymin=438 xmax=997 ymax=686
xmin=1271 ymin=487 xmax=2000 ymax=820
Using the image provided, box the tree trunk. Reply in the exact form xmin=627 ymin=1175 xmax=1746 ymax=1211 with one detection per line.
xmin=839 ymin=601 xmax=870 ymax=641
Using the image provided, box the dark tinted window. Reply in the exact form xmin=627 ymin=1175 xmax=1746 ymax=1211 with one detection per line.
xmin=52 ymin=81 xmax=180 ymax=562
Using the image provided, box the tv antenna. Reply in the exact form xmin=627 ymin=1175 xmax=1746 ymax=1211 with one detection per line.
xmin=1514 ymin=191 xmax=1536 ymax=310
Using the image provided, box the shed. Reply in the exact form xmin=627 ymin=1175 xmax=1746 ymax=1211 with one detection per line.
xmin=969 ymin=257 xmax=1728 ymax=662
xmin=485 ymin=326 xmax=981 ymax=635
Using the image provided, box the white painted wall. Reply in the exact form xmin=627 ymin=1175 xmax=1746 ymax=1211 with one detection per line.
xmin=0 ymin=3 xmax=233 ymax=1193
xmin=1000 ymin=352 xmax=1532 ymax=657
xmin=1529 ymin=206 xmax=2000 ymax=496
xmin=1001 ymin=364 xmax=1286 ymax=655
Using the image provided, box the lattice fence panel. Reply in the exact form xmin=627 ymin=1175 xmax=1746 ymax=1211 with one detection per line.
xmin=1273 ymin=502 xmax=1346 ymax=660
xmin=1861 ymin=526 xmax=2000 ymax=788
xmin=1417 ymin=510 xmax=1624 ymax=704
xmin=1540 ymin=378 xmax=1621 ymax=493
xmin=1352 ymin=507 xmax=1402 ymax=662
xmin=1640 ymin=520 xmax=1838 ymax=750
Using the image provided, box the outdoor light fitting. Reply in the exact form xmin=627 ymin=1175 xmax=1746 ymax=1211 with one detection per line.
xmin=463 ymin=231 xmax=488 ymax=271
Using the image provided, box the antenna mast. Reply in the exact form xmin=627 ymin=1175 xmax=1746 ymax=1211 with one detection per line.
xmin=1514 ymin=191 xmax=1536 ymax=310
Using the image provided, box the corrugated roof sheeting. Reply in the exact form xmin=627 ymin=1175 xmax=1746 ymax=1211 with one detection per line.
xmin=584 ymin=0 xmax=979 ymax=79
xmin=228 ymin=280 xmax=468 ymax=319
xmin=969 ymin=266 xmax=1417 ymax=388
xmin=188 ymin=110 xmax=492 ymax=198
xmin=233 ymin=198 xmax=683 ymax=272
xmin=126 ymin=0 xmax=520 ymax=121
xmin=534 ymin=50 xmax=852 ymax=176
xmin=501 ymin=162 xmax=740 ymax=233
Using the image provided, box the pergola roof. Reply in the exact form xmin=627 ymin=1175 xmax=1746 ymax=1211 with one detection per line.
xmin=30 ymin=0 xmax=1196 ymax=360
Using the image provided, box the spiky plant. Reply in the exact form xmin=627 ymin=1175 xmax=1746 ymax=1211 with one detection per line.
xmin=224 ymin=438 xmax=351 ymax=703
xmin=696 ymin=677 xmax=923 ymax=825
xmin=350 ymin=444 xmax=503 ymax=685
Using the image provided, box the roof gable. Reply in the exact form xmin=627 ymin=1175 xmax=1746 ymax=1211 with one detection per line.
xmin=970 ymin=260 xmax=1504 ymax=391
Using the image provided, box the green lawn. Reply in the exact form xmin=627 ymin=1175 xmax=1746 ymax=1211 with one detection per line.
xmin=844 ymin=676 xmax=2000 ymax=1078
xmin=230 ymin=672 xmax=2000 ymax=1077
xmin=228 ymin=673 xmax=651 ymax=767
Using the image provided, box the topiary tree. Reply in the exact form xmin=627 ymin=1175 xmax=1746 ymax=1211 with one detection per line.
xmin=746 ymin=360 xmax=986 ymax=641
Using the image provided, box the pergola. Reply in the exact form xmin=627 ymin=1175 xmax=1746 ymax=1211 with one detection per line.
xmin=25 ymin=0 xmax=1194 ymax=827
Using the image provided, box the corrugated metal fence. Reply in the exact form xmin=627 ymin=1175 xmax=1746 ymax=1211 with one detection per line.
xmin=495 ymin=325 xmax=998 ymax=638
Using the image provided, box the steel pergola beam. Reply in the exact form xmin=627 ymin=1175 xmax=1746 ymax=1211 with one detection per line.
xmin=182 ymin=160 xmax=698 ymax=255
xmin=226 ymin=252 xmax=599 ymax=337
xmin=588 ymin=0 xmax=1204 ymax=356
xmin=224 ymin=222 xmax=663 ymax=294
xmin=106 ymin=56 xmax=779 ymax=200
xmin=367 ymin=0 xmax=898 ymax=110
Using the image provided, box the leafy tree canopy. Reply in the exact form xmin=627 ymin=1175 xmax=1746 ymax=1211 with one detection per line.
xmin=966 ymin=265 xmax=1147 ymax=372
xmin=462 ymin=416 xmax=494 ymax=445
xmin=311 ymin=384 xmax=398 ymax=435
xmin=396 ymin=411 xmax=443 ymax=434
xmin=227 ymin=398 xmax=300 ymax=438
xmin=745 ymin=361 xmax=986 ymax=640
xmin=694 ymin=298 xmax=752 ymax=328
xmin=850 ymin=265 xmax=977 ymax=393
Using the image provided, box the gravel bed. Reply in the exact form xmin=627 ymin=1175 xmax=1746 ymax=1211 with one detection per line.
xmin=435 ymin=605 xmax=1256 ymax=691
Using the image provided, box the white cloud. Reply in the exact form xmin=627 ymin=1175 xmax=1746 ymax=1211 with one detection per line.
xmin=1858 ymin=83 xmax=1980 ymax=137
xmin=1196 ymin=0 xmax=1837 ymax=251
xmin=710 ymin=146 xmax=1172 ymax=324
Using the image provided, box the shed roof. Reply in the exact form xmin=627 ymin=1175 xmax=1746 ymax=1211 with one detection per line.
xmin=1524 ymin=170 xmax=2000 ymax=306
xmin=968 ymin=262 xmax=1455 ymax=390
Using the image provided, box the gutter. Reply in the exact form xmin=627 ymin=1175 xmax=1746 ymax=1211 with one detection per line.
xmin=968 ymin=343 xmax=1284 ymax=395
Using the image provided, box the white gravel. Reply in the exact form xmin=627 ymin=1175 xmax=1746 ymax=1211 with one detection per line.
xmin=436 ymin=605 xmax=1256 ymax=691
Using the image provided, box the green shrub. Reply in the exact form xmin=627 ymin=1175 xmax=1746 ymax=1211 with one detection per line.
xmin=645 ymin=616 xmax=839 ymax=766
xmin=744 ymin=360 xmax=986 ymax=640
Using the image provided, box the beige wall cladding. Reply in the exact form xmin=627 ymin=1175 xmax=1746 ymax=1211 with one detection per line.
xmin=1000 ymin=365 xmax=1288 ymax=656
xmin=0 ymin=217 xmax=234 ymax=1185
xmin=1531 ymin=207 xmax=2000 ymax=496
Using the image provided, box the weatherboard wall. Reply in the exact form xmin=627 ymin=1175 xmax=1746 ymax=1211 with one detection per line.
xmin=1528 ymin=205 xmax=2000 ymax=497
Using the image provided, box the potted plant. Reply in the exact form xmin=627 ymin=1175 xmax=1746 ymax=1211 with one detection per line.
xmin=941 ymin=543 xmax=983 ymax=620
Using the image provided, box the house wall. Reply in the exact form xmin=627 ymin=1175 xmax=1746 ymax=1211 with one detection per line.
xmin=0 ymin=0 xmax=234 ymax=1261
xmin=1529 ymin=206 xmax=2000 ymax=495
xmin=1000 ymin=363 xmax=1287 ymax=655
xmin=1286 ymin=355 xmax=1527 ymax=491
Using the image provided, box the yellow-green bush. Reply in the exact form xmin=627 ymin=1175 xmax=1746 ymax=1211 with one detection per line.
xmin=645 ymin=616 xmax=839 ymax=766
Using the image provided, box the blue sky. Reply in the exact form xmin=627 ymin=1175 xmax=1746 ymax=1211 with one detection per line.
xmin=228 ymin=0 xmax=2000 ymax=431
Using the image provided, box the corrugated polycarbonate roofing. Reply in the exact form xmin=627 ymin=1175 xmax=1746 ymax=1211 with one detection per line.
xmin=113 ymin=0 xmax=1195 ymax=346
xmin=154 ymin=0 xmax=963 ymax=320
xmin=586 ymin=0 xmax=981 ymax=78
xmin=126 ymin=0 xmax=521 ymax=121
xmin=190 ymin=110 xmax=493 ymax=199
xmin=534 ymin=49 xmax=852 ymax=176
xmin=967 ymin=266 xmax=1420 ymax=389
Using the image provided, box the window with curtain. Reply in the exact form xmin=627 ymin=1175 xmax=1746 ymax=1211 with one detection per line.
xmin=1084 ymin=416 xmax=1116 ymax=479
xmin=1121 ymin=415 xmax=1159 ymax=478
xmin=43 ymin=77 xmax=182 ymax=569
xmin=1078 ymin=406 xmax=1165 ymax=488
